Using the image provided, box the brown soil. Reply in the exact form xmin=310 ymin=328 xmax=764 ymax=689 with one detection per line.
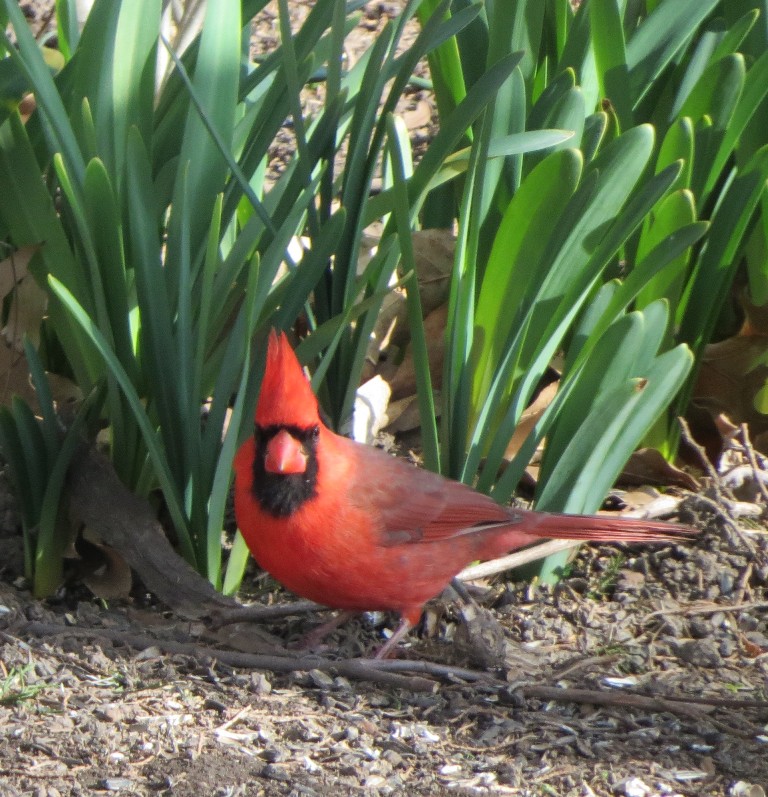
xmin=4 ymin=3 xmax=768 ymax=797
xmin=2 ymin=493 xmax=768 ymax=797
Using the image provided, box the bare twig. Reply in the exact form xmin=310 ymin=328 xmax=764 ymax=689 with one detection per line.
xmin=209 ymin=600 xmax=325 ymax=628
xmin=683 ymin=491 xmax=759 ymax=557
xmin=457 ymin=539 xmax=581 ymax=582
xmin=15 ymin=621 xmax=766 ymax=735
xmin=678 ymin=416 xmax=731 ymax=506
xmin=520 ymin=685 xmax=766 ymax=736
xmin=738 ymin=423 xmax=768 ymax=510
xmin=522 ymin=684 xmax=707 ymax=716
xmin=645 ymin=599 xmax=768 ymax=620
xmin=17 ymin=621 xmax=451 ymax=692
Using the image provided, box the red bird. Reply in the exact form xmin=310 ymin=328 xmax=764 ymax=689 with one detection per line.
xmin=234 ymin=331 xmax=696 ymax=657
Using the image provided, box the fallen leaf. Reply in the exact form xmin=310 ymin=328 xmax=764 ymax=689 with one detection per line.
xmin=385 ymin=390 xmax=442 ymax=434
xmin=0 ymin=244 xmax=40 ymax=298
xmin=366 ymin=229 xmax=455 ymax=374
xmin=504 ymin=382 xmax=559 ymax=461
xmin=620 ymin=448 xmax=699 ymax=490
xmin=692 ymin=332 xmax=768 ymax=450
xmin=76 ymin=529 xmax=133 ymax=600
xmin=2 ymin=273 xmax=47 ymax=350
xmin=0 ymin=344 xmax=36 ymax=408
xmin=402 ymin=99 xmax=432 ymax=130
xmin=388 ymin=304 xmax=447 ymax=399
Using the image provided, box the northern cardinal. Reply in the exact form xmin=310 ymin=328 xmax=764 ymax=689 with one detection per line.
xmin=234 ymin=331 xmax=696 ymax=657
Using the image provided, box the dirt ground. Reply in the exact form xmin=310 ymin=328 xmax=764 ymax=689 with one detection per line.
xmin=2 ymin=489 xmax=768 ymax=797
xmin=3 ymin=2 xmax=768 ymax=796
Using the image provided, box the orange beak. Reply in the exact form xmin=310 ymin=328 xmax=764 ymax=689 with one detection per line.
xmin=264 ymin=429 xmax=308 ymax=474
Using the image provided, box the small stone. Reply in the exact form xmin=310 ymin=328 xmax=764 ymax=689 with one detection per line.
xmin=719 ymin=638 xmax=737 ymax=658
xmin=96 ymin=704 xmax=126 ymax=723
xmin=439 ymin=764 xmax=462 ymax=775
xmin=102 ymin=780 xmax=134 ymax=792
xmin=675 ymin=639 xmax=722 ymax=668
xmin=720 ymin=571 xmax=735 ymax=595
xmin=303 ymin=756 xmax=322 ymax=773
xmin=262 ymin=763 xmax=291 ymax=782
xmin=618 ymin=570 xmax=645 ymax=588
xmin=250 ymin=672 xmax=271 ymax=694
xmin=381 ymin=749 xmax=404 ymax=768
xmin=262 ymin=746 xmax=286 ymax=763
xmin=204 ymin=698 xmax=227 ymax=713
xmin=689 ymin=617 xmax=711 ymax=638
xmin=711 ymin=611 xmax=727 ymax=628
xmin=332 ymin=676 xmax=352 ymax=691
xmin=308 ymin=669 xmax=334 ymax=689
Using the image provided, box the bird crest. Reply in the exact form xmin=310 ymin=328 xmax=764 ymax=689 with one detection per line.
xmin=255 ymin=330 xmax=321 ymax=429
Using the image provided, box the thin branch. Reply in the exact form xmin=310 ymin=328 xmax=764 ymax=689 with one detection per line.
xmin=17 ymin=621 xmax=438 ymax=692
xmin=457 ymin=539 xmax=581 ymax=582
xmin=520 ymin=685 xmax=766 ymax=737
xmin=209 ymin=599 xmax=325 ymax=628
xmin=738 ymin=423 xmax=768 ymax=510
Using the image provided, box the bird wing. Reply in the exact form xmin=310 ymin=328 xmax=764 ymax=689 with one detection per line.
xmin=341 ymin=436 xmax=513 ymax=546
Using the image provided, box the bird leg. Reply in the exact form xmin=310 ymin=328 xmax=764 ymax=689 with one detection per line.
xmin=374 ymin=617 xmax=413 ymax=659
xmin=372 ymin=582 xmax=482 ymax=659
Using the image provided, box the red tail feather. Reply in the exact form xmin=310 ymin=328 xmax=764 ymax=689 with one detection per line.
xmin=522 ymin=511 xmax=695 ymax=544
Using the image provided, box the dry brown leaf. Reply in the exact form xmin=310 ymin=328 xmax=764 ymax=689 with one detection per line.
xmin=45 ymin=372 xmax=83 ymax=407
xmin=0 ymin=244 xmax=40 ymax=298
xmin=3 ymin=274 xmax=47 ymax=350
xmin=0 ymin=243 xmax=47 ymax=353
xmin=504 ymin=381 xmax=559 ymax=461
xmin=19 ymin=93 xmax=37 ymax=122
xmin=612 ymin=487 xmax=660 ymax=509
xmin=385 ymin=393 xmax=432 ymax=434
xmin=388 ymin=303 xmax=447 ymax=400
xmin=620 ymin=448 xmax=699 ymax=490
xmin=410 ymin=229 xmax=454 ymax=315
xmin=366 ymin=229 xmax=455 ymax=374
xmin=402 ymin=99 xmax=432 ymax=130
xmin=0 ymin=244 xmax=80 ymax=413
xmin=0 ymin=344 xmax=37 ymax=408
xmin=80 ymin=542 xmax=134 ymax=600
xmin=693 ymin=334 xmax=768 ymax=426
xmin=77 ymin=528 xmax=133 ymax=600
xmin=0 ymin=247 xmax=44 ymax=408
xmin=690 ymin=327 xmax=768 ymax=456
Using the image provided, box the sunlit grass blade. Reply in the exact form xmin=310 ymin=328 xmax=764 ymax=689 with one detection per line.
xmin=204 ymin=241 xmax=262 ymax=587
xmin=626 ymin=0 xmax=720 ymax=106
xmin=387 ymin=114 xmax=439 ymax=472
xmin=590 ymin=0 xmax=631 ymax=129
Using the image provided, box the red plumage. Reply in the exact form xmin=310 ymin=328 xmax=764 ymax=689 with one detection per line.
xmin=234 ymin=331 xmax=696 ymax=654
